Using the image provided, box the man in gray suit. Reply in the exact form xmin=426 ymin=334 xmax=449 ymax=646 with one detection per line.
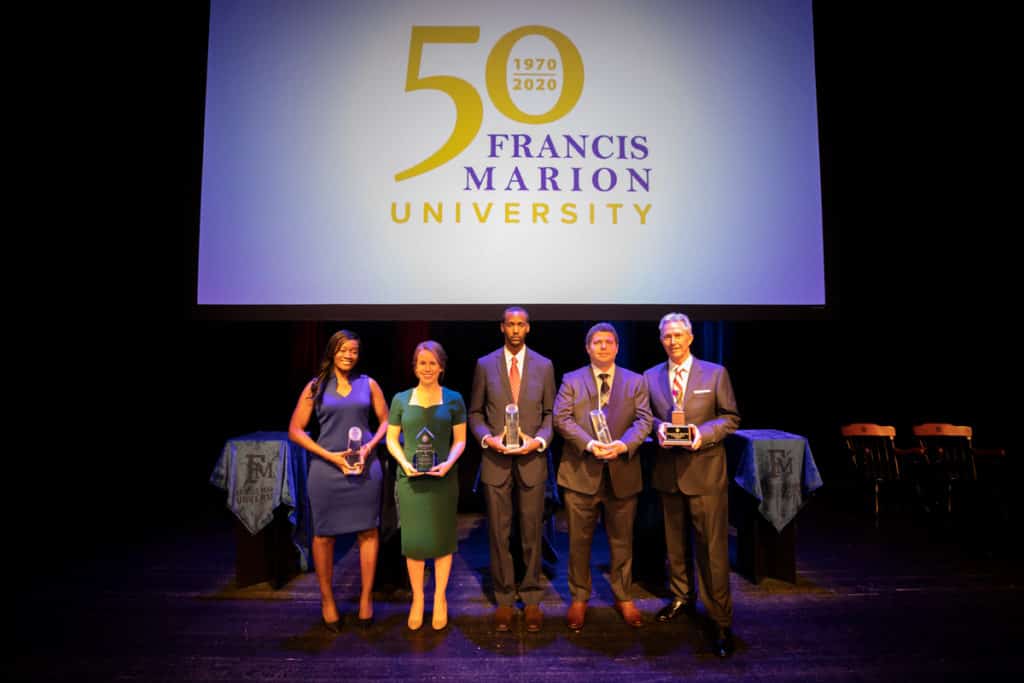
xmin=469 ymin=307 xmax=556 ymax=633
xmin=643 ymin=312 xmax=740 ymax=657
xmin=554 ymin=322 xmax=652 ymax=631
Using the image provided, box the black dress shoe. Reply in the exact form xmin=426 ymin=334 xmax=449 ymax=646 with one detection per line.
xmin=322 ymin=618 xmax=342 ymax=634
xmin=357 ymin=615 xmax=374 ymax=629
xmin=656 ymin=599 xmax=695 ymax=622
xmin=712 ymin=626 xmax=734 ymax=658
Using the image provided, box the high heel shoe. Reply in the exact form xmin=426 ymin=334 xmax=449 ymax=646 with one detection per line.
xmin=407 ymin=599 xmax=424 ymax=631
xmin=321 ymin=602 xmax=342 ymax=633
xmin=431 ymin=599 xmax=448 ymax=631
xmin=358 ymin=600 xmax=374 ymax=628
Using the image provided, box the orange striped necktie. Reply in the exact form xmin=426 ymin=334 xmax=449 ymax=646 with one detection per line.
xmin=672 ymin=367 xmax=686 ymax=407
xmin=510 ymin=356 xmax=521 ymax=404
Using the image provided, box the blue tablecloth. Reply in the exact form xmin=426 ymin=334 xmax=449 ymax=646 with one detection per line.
xmin=210 ymin=431 xmax=313 ymax=571
xmin=726 ymin=429 xmax=823 ymax=532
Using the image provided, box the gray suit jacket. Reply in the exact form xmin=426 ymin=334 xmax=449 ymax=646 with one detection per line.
xmin=554 ymin=365 xmax=652 ymax=498
xmin=643 ymin=357 xmax=740 ymax=496
xmin=468 ymin=347 xmax=556 ymax=488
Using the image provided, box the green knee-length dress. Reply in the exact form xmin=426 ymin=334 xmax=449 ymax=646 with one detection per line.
xmin=389 ymin=387 xmax=466 ymax=560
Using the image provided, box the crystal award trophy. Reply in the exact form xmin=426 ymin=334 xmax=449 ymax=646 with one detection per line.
xmin=503 ymin=403 xmax=522 ymax=449
xmin=413 ymin=426 xmax=438 ymax=472
xmin=663 ymin=407 xmax=694 ymax=447
xmin=345 ymin=426 xmax=363 ymax=467
xmin=589 ymin=408 xmax=613 ymax=445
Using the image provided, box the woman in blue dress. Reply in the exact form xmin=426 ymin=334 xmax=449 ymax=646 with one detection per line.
xmin=386 ymin=340 xmax=466 ymax=631
xmin=289 ymin=330 xmax=389 ymax=632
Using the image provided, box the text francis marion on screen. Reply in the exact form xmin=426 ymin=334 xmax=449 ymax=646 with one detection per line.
xmin=389 ymin=26 xmax=652 ymax=227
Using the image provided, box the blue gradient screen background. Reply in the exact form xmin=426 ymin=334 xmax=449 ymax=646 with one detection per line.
xmin=198 ymin=0 xmax=824 ymax=307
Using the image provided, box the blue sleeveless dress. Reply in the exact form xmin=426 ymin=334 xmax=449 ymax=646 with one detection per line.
xmin=309 ymin=374 xmax=383 ymax=536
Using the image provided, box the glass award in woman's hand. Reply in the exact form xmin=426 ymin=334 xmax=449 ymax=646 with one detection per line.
xmin=346 ymin=427 xmax=363 ymax=467
xmin=663 ymin=409 xmax=694 ymax=447
xmin=589 ymin=409 xmax=613 ymax=445
xmin=413 ymin=426 xmax=438 ymax=472
xmin=503 ymin=403 xmax=522 ymax=449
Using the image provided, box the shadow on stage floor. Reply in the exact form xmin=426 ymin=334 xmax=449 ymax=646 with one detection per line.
xmin=13 ymin=494 xmax=1024 ymax=681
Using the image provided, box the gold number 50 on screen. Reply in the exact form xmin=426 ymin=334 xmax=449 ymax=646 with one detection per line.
xmin=395 ymin=25 xmax=584 ymax=182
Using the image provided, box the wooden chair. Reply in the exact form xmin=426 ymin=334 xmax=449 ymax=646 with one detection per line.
xmin=911 ymin=423 xmax=1007 ymax=518
xmin=841 ymin=423 xmax=927 ymax=526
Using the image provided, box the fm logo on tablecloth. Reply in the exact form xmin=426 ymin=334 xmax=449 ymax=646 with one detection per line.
xmin=767 ymin=450 xmax=793 ymax=477
xmin=244 ymin=452 xmax=276 ymax=486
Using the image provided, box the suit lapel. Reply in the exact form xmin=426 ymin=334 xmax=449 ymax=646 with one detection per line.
xmin=606 ymin=367 xmax=627 ymax=427
xmin=582 ymin=367 xmax=599 ymax=413
xmin=521 ymin=348 xmax=534 ymax=394
xmin=654 ymin=362 xmax=672 ymax=411
xmin=495 ymin=351 xmax=512 ymax=402
xmin=683 ymin=357 xmax=703 ymax=411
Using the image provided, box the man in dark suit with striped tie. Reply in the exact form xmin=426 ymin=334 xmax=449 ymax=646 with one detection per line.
xmin=554 ymin=322 xmax=652 ymax=631
xmin=644 ymin=312 xmax=740 ymax=657
xmin=469 ymin=307 xmax=557 ymax=632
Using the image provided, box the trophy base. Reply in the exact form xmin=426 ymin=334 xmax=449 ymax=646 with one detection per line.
xmin=663 ymin=424 xmax=693 ymax=447
xmin=413 ymin=453 xmax=438 ymax=473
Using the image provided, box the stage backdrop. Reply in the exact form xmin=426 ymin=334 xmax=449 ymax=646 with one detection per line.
xmin=197 ymin=0 xmax=824 ymax=310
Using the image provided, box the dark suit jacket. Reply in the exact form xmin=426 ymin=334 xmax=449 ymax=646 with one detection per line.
xmin=643 ymin=357 xmax=740 ymax=496
xmin=468 ymin=347 xmax=556 ymax=488
xmin=554 ymin=365 xmax=652 ymax=498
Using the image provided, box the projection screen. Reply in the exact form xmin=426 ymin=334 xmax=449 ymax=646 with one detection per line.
xmin=196 ymin=0 xmax=826 ymax=318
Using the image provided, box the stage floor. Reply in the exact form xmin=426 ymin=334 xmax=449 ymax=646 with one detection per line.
xmin=13 ymin=499 xmax=1024 ymax=681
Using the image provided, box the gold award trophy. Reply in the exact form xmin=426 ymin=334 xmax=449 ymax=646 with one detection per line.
xmin=663 ymin=405 xmax=694 ymax=447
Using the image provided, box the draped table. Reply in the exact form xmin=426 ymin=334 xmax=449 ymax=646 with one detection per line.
xmin=726 ymin=429 xmax=823 ymax=583
xmin=210 ymin=431 xmax=313 ymax=587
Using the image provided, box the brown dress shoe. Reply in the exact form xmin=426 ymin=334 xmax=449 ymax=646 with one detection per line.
xmin=493 ymin=606 xmax=515 ymax=632
xmin=614 ymin=600 xmax=644 ymax=627
xmin=524 ymin=604 xmax=543 ymax=632
xmin=566 ymin=601 xmax=587 ymax=631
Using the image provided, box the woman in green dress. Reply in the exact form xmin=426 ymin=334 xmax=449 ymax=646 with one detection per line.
xmin=386 ymin=340 xmax=467 ymax=631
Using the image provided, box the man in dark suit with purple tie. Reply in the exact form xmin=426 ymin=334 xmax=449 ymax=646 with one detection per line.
xmin=554 ymin=322 xmax=652 ymax=631
xmin=644 ymin=312 xmax=740 ymax=657
xmin=469 ymin=307 xmax=556 ymax=633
